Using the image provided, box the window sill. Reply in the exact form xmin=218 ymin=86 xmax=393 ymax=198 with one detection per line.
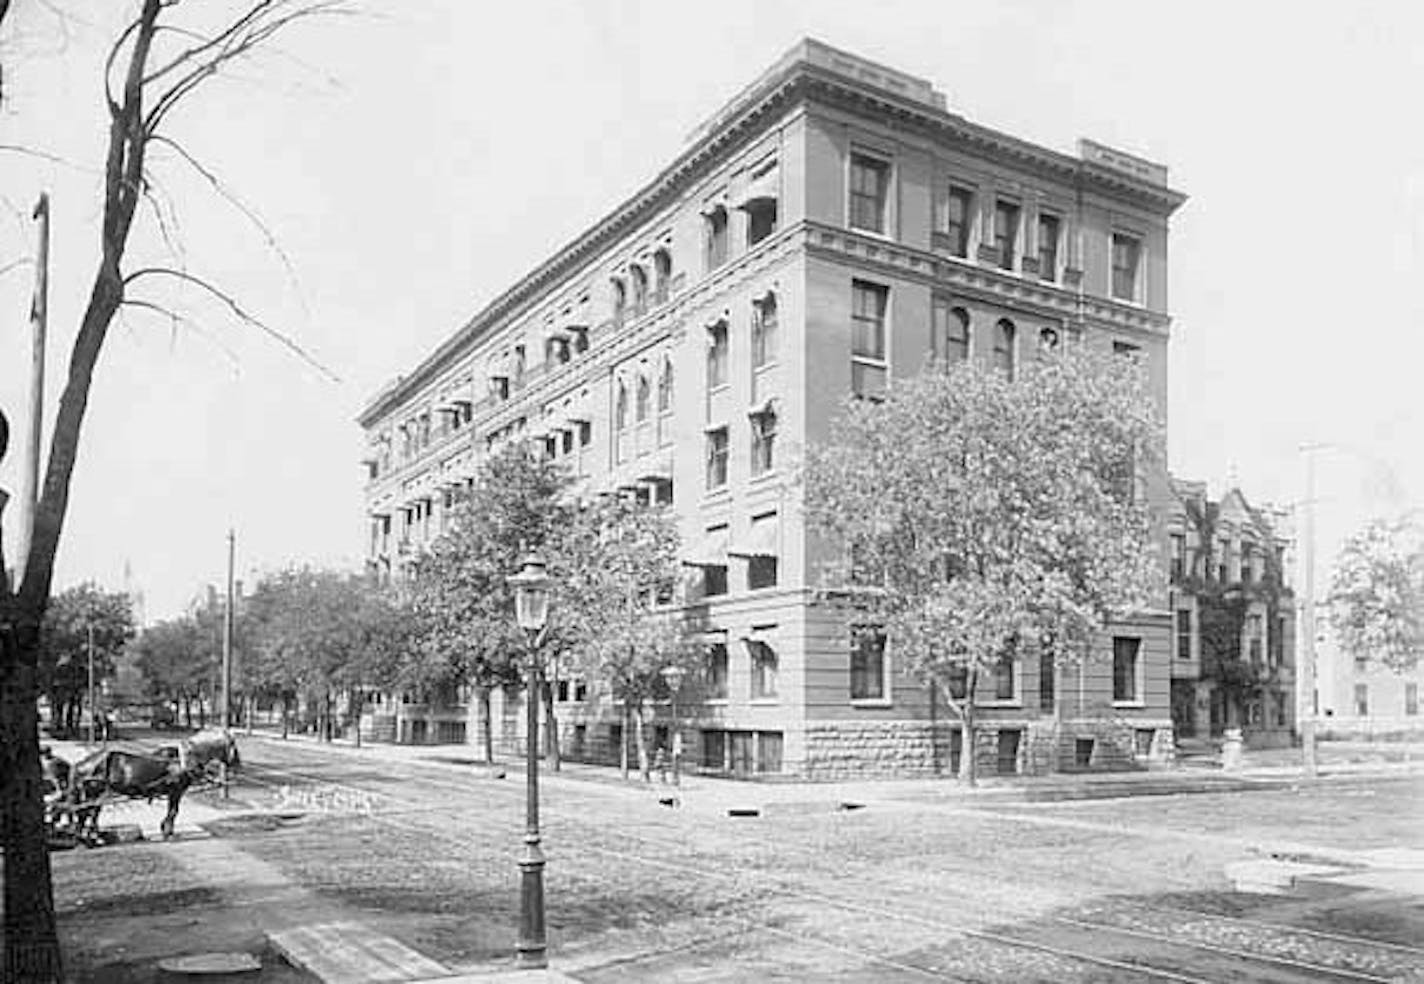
xmin=850 ymin=697 xmax=892 ymax=709
xmin=701 ymin=488 xmax=732 ymax=506
xmin=704 ymin=698 xmax=729 ymax=707
xmin=975 ymin=699 xmax=1022 ymax=708
xmin=748 ymin=470 xmax=779 ymax=486
xmin=849 ymin=225 xmax=894 ymax=242
xmin=1112 ymin=700 xmax=1146 ymax=709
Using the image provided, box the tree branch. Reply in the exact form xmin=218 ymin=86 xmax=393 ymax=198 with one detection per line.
xmin=149 ymin=133 xmax=306 ymax=314
xmin=125 ymin=266 xmax=338 ymax=382
xmin=121 ymin=298 xmax=243 ymax=373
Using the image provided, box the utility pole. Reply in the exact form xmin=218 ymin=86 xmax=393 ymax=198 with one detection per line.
xmin=1299 ymin=443 xmax=1323 ymax=778
xmin=17 ymin=193 xmax=49 ymax=590
xmin=223 ymin=529 xmax=235 ymax=730
xmin=86 ymin=623 xmax=95 ymax=746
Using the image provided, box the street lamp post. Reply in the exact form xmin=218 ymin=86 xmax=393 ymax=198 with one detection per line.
xmin=507 ymin=552 xmax=551 ymax=970
xmin=660 ymin=664 xmax=685 ymax=786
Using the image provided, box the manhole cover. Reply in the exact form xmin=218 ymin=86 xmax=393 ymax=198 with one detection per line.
xmin=157 ymin=951 xmax=262 ymax=976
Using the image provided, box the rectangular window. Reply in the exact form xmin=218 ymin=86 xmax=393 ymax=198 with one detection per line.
xmin=757 ymin=731 xmax=783 ymax=773
xmin=1176 ymin=610 xmax=1192 ymax=661
xmin=1355 ymin=655 xmax=1369 ymax=674
xmin=850 ymin=627 xmax=887 ymax=700
xmin=1354 ymin=683 xmax=1369 ymax=717
xmin=701 ymin=729 xmax=726 ymax=770
xmin=1113 ymin=636 xmax=1141 ymax=702
xmin=750 ymin=640 xmax=778 ymax=699
xmin=1406 ymin=683 xmax=1419 ymax=716
xmin=1111 ymin=232 xmax=1141 ymax=302
xmin=849 ymin=153 xmax=889 ymax=233
xmin=705 ymin=427 xmax=729 ymax=489
xmin=707 ymin=322 xmax=729 ymax=390
xmin=945 ymin=185 xmax=972 ymax=257
xmin=1038 ymin=647 xmax=1055 ymax=712
xmin=994 ymin=650 xmax=1016 ymax=701
xmin=1247 ymin=614 xmax=1264 ymax=665
xmin=1037 ymin=213 xmax=1060 ymax=281
xmin=706 ymin=643 xmax=729 ymax=699
xmin=851 ymin=280 xmax=888 ymax=400
xmin=994 ymin=200 xmax=1020 ymax=270
xmin=1170 ymin=534 xmax=1186 ymax=582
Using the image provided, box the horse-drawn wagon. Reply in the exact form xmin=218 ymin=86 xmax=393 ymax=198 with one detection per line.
xmin=42 ymin=730 xmax=241 ymax=847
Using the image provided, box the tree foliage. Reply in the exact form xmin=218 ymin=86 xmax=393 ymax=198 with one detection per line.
xmin=37 ymin=583 xmax=136 ymax=733
xmin=803 ymin=347 xmax=1162 ymax=781
xmin=1329 ymin=514 xmax=1424 ymax=674
xmin=245 ymin=567 xmax=408 ymax=735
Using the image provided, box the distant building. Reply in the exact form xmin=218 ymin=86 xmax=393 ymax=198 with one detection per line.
xmin=1315 ymin=603 xmax=1423 ymax=736
xmin=358 ymin=39 xmax=1187 ymax=776
xmin=1166 ymin=480 xmax=1297 ymax=748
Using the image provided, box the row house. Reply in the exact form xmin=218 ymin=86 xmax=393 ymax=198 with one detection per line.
xmin=358 ymin=39 xmax=1188 ymax=776
xmin=1167 ymin=480 xmax=1298 ymax=747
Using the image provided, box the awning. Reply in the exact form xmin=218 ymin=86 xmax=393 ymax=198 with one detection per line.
xmin=727 ymin=516 xmax=778 ymax=559
xmin=737 ymin=166 xmax=779 ymax=208
xmin=746 ymin=396 xmax=778 ymax=418
xmin=639 ymin=453 xmax=673 ymax=484
xmin=682 ymin=527 xmax=730 ymax=568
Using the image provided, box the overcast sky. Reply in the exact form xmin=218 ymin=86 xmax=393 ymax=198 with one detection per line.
xmin=1 ymin=1 xmax=1420 ymax=622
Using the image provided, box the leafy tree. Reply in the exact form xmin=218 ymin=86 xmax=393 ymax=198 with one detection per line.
xmin=553 ymin=495 xmax=686 ymax=781
xmin=0 ymin=4 xmax=350 ymax=975
xmin=1329 ymin=515 xmax=1424 ymax=674
xmin=804 ymin=347 xmax=1162 ymax=785
xmin=245 ymin=568 xmax=406 ymax=744
xmin=36 ymin=583 xmax=135 ymax=735
xmin=408 ymin=446 xmax=568 ymax=765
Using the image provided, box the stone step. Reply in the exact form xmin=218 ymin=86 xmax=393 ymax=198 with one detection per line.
xmin=270 ymin=922 xmax=449 ymax=983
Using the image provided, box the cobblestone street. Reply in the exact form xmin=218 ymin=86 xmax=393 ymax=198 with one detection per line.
xmin=42 ymin=732 xmax=1421 ymax=982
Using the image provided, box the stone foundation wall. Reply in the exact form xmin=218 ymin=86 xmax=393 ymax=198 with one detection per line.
xmin=802 ymin=721 xmax=957 ymax=778
xmin=802 ymin=719 xmax=1176 ymax=779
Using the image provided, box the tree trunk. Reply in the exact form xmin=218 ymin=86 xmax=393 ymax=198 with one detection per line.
xmin=197 ymin=696 xmax=206 ymax=730
xmin=281 ymin=696 xmax=289 ymax=739
xmin=619 ymin=704 xmax=630 ymax=780
xmin=634 ymin=703 xmax=650 ymax=783
xmin=479 ymin=687 xmax=494 ymax=764
xmin=1 ymin=616 xmax=64 ymax=982
xmin=961 ymin=670 xmax=980 ymax=788
xmin=541 ymin=681 xmax=559 ymax=772
xmin=351 ymin=689 xmax=362 ymax=748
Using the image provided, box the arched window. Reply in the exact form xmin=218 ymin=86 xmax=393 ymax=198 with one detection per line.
xmin=657 ymin=357 xmax=673 ymax=413
xmin=611 ymin=278 xmax=627 ymax=324
xmin=636 ymin=374 xmax=651 ymax=422
xmin=630 ymin=265 xmax=649 ymax=316
xmin=707 ymin=320 xmax=729 ymax=389
xmin=653 ymin=249 xmax=672 ymax=304
xmin=615 ymin=381 xmax=629 ymax=431
xmin=994 ymin=319 xmax=1016 ymax=380
xmin=1038 ymin=326 xmax=1060 ymax=359
xmin=705 ymin=206 xmax=729 ymax=270
xmin=932 ymin=301 xmax=970 ymax=364
xmin=752 ymin=292 xmax=778 ymax=369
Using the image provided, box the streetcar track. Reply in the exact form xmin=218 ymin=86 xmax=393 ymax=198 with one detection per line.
xmin=228 ymin=749 xmax=1424 ymax=984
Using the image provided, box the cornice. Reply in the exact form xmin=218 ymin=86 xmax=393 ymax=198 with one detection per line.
xmin=360 ymin=56 xmax=1185 ymax=427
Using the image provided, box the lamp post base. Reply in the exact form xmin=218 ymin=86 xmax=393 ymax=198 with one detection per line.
xmin=516 ymin=837 xmax=547 ymax=968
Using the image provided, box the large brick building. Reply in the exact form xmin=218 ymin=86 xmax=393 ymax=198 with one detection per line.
xmin=357 ymin=39 xmax=1188 ymax=777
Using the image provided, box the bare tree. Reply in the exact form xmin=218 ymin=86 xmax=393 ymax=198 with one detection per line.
xmin=0 ymin=2 xmax=348 ymax=978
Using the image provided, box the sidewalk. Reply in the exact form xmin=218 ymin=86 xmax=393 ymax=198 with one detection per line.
xmin=241 ymin=726 xmax=1424 ymax=818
